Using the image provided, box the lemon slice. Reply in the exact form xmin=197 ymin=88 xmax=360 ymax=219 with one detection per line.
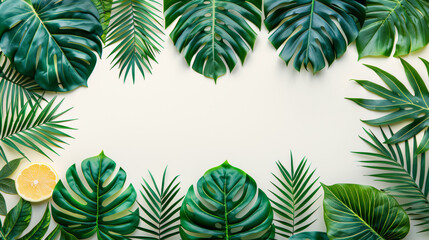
xmin=16 ymin=163 xmax=58 ymax=202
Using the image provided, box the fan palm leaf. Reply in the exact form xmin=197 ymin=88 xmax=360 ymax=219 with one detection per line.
xmin=356 ymin=127 xmax=429 ymax=232
xmin=134 ymin=167 xmax=183 ymax=239
xmin=0 ymin=52 xmax=43 ymax=110
xmin=270 ymin=153 xmax=321 ymax=238
xmin=0 ymin=97 xmax=75 ymax=162
xmin=106 ymin=0 xmax=164 ymax=83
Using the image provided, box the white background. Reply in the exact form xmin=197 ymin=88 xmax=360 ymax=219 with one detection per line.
xmin=4 ymin=27 xmax=429 ymax=239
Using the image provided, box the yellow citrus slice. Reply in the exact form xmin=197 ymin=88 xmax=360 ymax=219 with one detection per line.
xmin=16 ymin=163 xmax=58 ymax=202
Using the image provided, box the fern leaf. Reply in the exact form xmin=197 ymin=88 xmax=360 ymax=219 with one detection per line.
xmin=356 ymin=127 xmax=429 ymax=232
xmin=0 ymin=97 xmax=75 ymax=162
xmin=134 ymin=167 xmax=183 ymax=239
xmin=106 ymin=0 xmax=164 ymax=83
xmin=270 ymin=153 xmax=321 ymax=238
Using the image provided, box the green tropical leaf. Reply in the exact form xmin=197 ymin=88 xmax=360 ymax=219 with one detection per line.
xmin=348 ymin=58 xmax=429 ymax=154
xmin=180 ymin=161 xmax=274 ymax=240
xmin=164 ymin=0 xmax=262 ymax=81
xmin=0 ymin=52 xmax=43 ymax=110
xmin=91 ymin=0 xmax=113 ymax=42
xmin=264 ymin=0 xmax=366 ymax=73
xmin=0 ymin=199 xmax=76 ymax=240
xmin=134 ymin=167 xmax=183 ymax=239
xmin=356 ymin=127 xmax=429 ymax=232
xmin=0 ymin=97 xmax=75 ymax=162
xmin=357 ymin=0 xmax=429 ymax=58
xmin=106 ymin=0 xmax=164 ymax=83
xmin=51 ymin=151 xmax=140 ymax=240
xmin=0 ymin=158 xmax=19 ymax=215
xmin=0 ymin=0 xmax=103 ymax=92
xmin=322 ymin=183 xmax=410 ymax=239
xmin=269 ymin=153 xmax=320 ymax=238
xmin=289 ymin=231 xmax=328 ymax=240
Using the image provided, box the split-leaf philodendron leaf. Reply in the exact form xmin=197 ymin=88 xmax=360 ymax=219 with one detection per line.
xmin=264 ymin=0 xmax=366 ymax=73
xmin=180 ymin=161 xmax=274 ymax=240
xmin=0 ymin=0 xmax=103 ymax=92
xmin=51 ymin=152 xmax=139 ymax=240
xmin=349 ymin=58 xmax=429 ymax=154
xmin=357 ymin=0 xmax=429 ymax=58
xmin=164 ymin=0 xmax=262 ymax=81
xmin=289 ymin=231 xmax=328 ymax=240
xmin=323 ymin=183 xmax=410 ymax=239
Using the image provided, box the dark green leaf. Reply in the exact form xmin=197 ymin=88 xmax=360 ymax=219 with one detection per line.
xmin=0 ymin=179 xmax=16 ymax=194
xmin=264 ymin=0 xmax=366 ymax=73
xmin=357 ymin=0 xmax=429 ymax=58
xmin=0 ymin=98 xmax=75 ymax=162
xmin=0 ymin=158 xmax=22 ymax=179
xmin=107 ymin=0 xmax=164 ymax=83
xmin=0 ymin=193 xmax=6 ymax=216
xmin=18 ymin=204 xmax=50 ymax=240
xmin=2 ymin=199 xmax=31 ymax=240
xmin=289 ymin=231 xmax=328 ymax=240
xmin=52 ymin=151 xmax=139 ymax=240
xmin=0 ymin=53 xmax=43 ymax=110
xmin=180 ymin=161 xmax=274 ymax=239
xmin=164 ymin=0 xmax=262 ymax=80
xmin=270 ymin=153 xmax=320 ymax=238
xmin=91 ymin=0 xmax=113 ymax=42
xmin=0 ymin=0 xmax=103 ymax=92
xmin=349 ymin=58 xmax=429 ymax=153
xmin=322 ymin=183 xmax=410 ymax=239
xmin=357 ymin=127 xmax=429 ymax=232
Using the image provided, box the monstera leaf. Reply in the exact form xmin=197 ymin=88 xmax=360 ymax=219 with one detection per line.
xmin=323 ymin=183 xmax=410 ymax=239
xmin=135 ymin=167 xmax=183 ymax=239
xmin=51 ymin=152 xmax=139 ymax=240
xmin=357 ymin=0 xmax=429 ymax=58
xmin=349 ymin=58 xmax=429 ymax=154
xmin=164 ymin=0 xmax=262 ymax=80
xmin=0 ymin=0 xmax=103 ymax=92
xmin=106 ymin=0 xmax=164 ymax=82
xmin=180 ymin=161 xmax=274 ymax=240
xmin=270 ymin=153 xmax=321 ymax=238
xmin=357 ymin=127 xmax=429 ymax=232
xmin=264 ymin=0 xmax=366 ymax=73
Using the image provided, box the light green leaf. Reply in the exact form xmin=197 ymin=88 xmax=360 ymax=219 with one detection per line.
xmin=134 ymin=167 xmax=183 ymax=239
xmin=164 ymin=0 xmax=262 ymax=81
xmin=270 ymin=153 xmax=320 ymax=238
xmin=0 ymin=0 xmax=103 ymax=92
xmin=322 ymin=183 xmax=410 ymax=239
xmin=180 ymin=161 xmax=274 ymax=239
xmin=0 ymin=98 xmax=75 ymax=162
xmin=51 ymin=151 xmax=139 ymax=240
xmin=357 ymin=0 xmax=429 ymax=58
xmin=91 ymin=0 xmax=113 ymax=42
xmin=264 ymin=0 xmax=366 ymax=73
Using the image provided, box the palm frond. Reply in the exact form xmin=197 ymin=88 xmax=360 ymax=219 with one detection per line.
xmin=0 ymin=52 xmax=43 ymax=110
xmin=134 ymin=167 xmax=183 ymax=239
xmin=106 ymin=0 xmax=164 ymax=83
xmin=0 ymin=97 xmax=75 ymax=162
xmin=270 ymin=153 xmax=321 ymax=238
xmin=356 ymin=127 xmax=429 ymax=232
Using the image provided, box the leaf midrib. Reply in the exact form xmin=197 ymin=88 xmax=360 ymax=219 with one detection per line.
xmin=325 ymin=186 xmax=383 ymax=238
